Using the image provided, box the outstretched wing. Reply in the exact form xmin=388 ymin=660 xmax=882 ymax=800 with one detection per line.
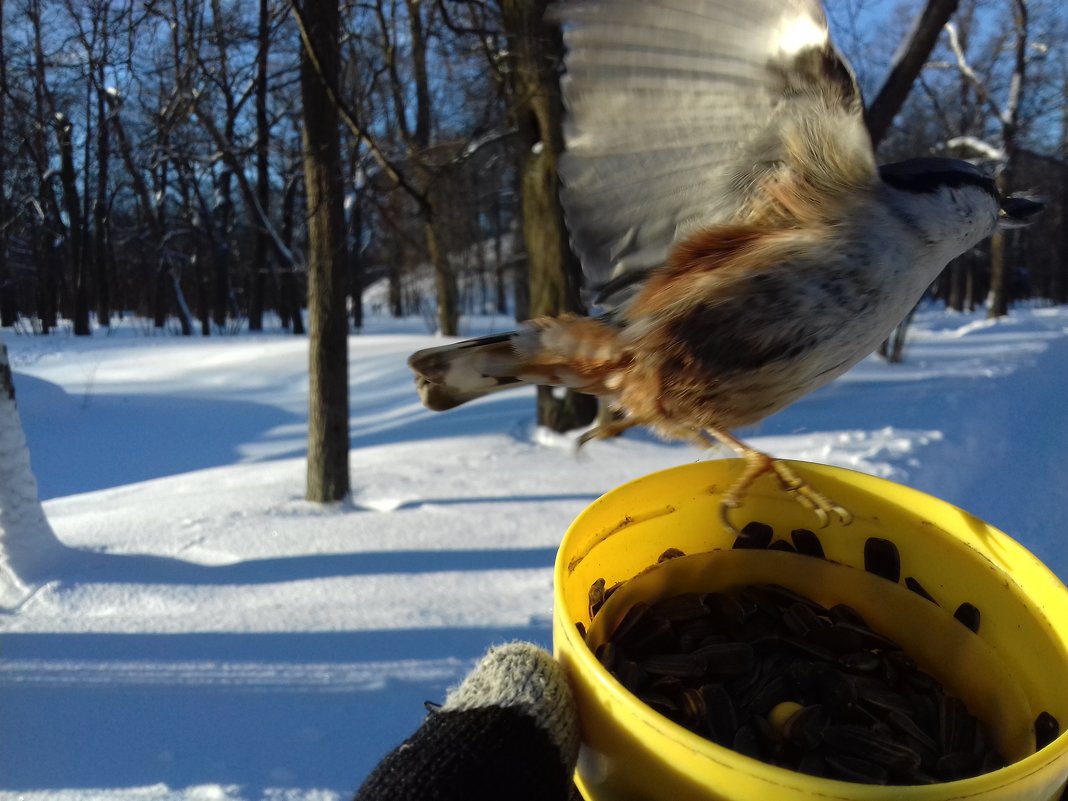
xmin=553 ymin=0 xmax=878 ymax=308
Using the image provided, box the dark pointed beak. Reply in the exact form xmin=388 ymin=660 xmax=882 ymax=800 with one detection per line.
xmin=999 ymin=194 xmax=1045 ymax=228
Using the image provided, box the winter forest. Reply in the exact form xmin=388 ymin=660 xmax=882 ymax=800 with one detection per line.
xmin=3 ymin=0 xmax=1068 ymax=799
xmin=2 ymin=0 xmax=1067 ymax=338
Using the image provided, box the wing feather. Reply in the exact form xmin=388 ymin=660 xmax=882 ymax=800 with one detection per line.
xmin=552 ymin=0 xmax=878 ymax=308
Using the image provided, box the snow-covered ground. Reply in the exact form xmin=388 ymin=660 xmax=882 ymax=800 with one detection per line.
xmin=2 ymin=304 xmax=1068 ymax=800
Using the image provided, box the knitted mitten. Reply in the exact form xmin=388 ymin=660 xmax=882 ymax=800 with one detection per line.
xmin=354 ymin=642 xmax=580 ymax=801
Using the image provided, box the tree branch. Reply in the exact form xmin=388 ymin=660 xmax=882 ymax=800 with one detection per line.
xmin=192 ymin=90 xmax=297 ymax=269
xmin=864 ymin=0 xmax=959 ymax=147
xmin=943 ymin=21 xmax=1007 ymax=126
xmin=289 ymin=0 xmax=430 ymax=211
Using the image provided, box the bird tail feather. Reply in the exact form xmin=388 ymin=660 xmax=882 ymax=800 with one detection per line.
xmin=408 ymin=333 xmax=527 ymax=411
xmin=409 ymin=317 xmax=626 ymax=411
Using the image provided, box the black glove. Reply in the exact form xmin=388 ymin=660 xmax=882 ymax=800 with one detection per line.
xmin=355 ymin=642 xmax=581 ymax=801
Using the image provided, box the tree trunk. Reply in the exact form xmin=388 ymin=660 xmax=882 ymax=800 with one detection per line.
xmin=193 ymin=251 xmax=211 ymax=335
xmin=0 ymin=0 xmax=12 ymax=328
xmin=987 ymin=0 xmax=1028 ymax=319
xmin=28 ymin=0 xmax=64 ymax=331
xmin=987 ymin=228 xmax=1008 ymax=317
xmin=106 ymin=88 xmax=167 ymax=329
xmin=213 ymin=168 xmax=233 ymax=330
xmin=153 ymin=268 xmax=168 ymax=328
xmin=965 ymin=261 xmax=976 ymax=311
xmin=280 ymin=171 xmax=298 ymax=332
xmin=173 ymin=169 xmax=196 ymax=336
xmin=250 ymin=0 xmax=271 ymax=332
xmin=398 ymin=0 xmax=458 ymax=335
xmin=93 ymin=43 xmax=111 ymax=327
xmin=500 ymin=0 xmax=596 ymax=433
xmin=34 ymin=237 xmax=58 ymax=333
xmin=171 ymin=268 xmax=195 ymax=336
xmin=56 ymin=116 xmax=91 ymax=336
xmin=878 ymin=306 xmax=916 ymax=363
xmin=389 ymin=246 xmax=403 ymax=317
xmin=0 ymin=344 xmax=65 ymax=609
xmin=425 ymin=218 xmax=458 ymax=334
xmin=947 ymin=260 xmax=964 ymax=312
xmin=492 ymin=191 xmax=507 ymax=315
xmin=348 ymin=179 xmax=364 ymax=330
xmin=300 ymin=0 xmax=350 ymax=502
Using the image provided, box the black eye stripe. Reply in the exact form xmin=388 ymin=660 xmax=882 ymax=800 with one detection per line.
xmin=879 ymin=158 xmax=999 ymax=201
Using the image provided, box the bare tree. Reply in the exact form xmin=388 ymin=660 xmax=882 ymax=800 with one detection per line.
xmin=55 ymin=113 xmax=90 ymax=335
xmin=0 ymin=0 xmax=10 ymax=328
xmin=298 ymin=0 xmax=350 ymax=502
xmin=498 ymin=0 xmax=596 ymax=432
xmin=926 ymin=0 xmax=1039 ymax=318
xmin=364 ymin=0 xmax=459 ymax=335
xmin=0 ymin=0 xmax=1060 ymax=342
xmin=23 ymin=0 xmax=65 ymax=332
xmin=865 ymin=0 xmax=962 ymax=147
xmin=841 ymin=0 xmax=1042 ymax=359
xmin=83 ymin=0 xmax=117 ymax=329
xmin=250 ymin=0 xmax=273 ymax=331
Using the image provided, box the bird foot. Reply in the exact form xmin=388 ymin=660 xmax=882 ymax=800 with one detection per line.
xmin=770 ymin=460 xmax=852 ymax=527
xmin=575 ymin=416 xmax=637 ymax=449
xmin=718 ymin=450 xmax=852 ymax=534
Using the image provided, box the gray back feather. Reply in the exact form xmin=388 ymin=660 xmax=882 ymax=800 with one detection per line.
xmin=552 ymin=0 xmax=877 ymax=308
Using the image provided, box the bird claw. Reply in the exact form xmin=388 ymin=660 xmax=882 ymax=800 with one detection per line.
xmin=576 ymin=428 xmax=598 ymax=449
xmin=832 ymin=504 xmax=854 ymax=526
xmin=803 ymin=504 xmax=828 ymax=529
xmin=771 ymin=462 xmax=852 ymax=529
xmin=719 ymin=498 xmax=741 ymax=536
xmin=703 ymin=429 xmax=854 ymax=534
xmin=715 ymin=455 xmax=853 ymax=534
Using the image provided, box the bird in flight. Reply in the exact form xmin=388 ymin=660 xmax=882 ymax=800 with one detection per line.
xmin=408 ymin=0 xmax=1042 ymax=529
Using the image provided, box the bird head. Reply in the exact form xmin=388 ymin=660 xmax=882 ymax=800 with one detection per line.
xmin=878 ymin=157 xmax=1044 ymax=258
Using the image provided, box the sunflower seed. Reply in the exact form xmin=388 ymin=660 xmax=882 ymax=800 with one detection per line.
xmin=658 ymin=547 xmax=686 ymax=563
xmin=826 ymin=753 xmax=889 ymax=784
xmin=783 ymin=704 xmax=829 ymax=751
xmin=936 ymin=751 xmax=976 ymax=781
xmin=823 ymin=724 xmax=922 ymax=771
xmin=650 ymin=592 xmax=708 ymax=622
xmin=703 ymin=683 xmax=739 ymax=745
xmin=640 ymin=653 xmax=707 ymax=679
xmin=588 ymin=577 xmax=606 ymax=619
xmin=839 ymin=651 xmax=880 ymax=672
xmin=733 ymin=724 xmax=762 ymax=759
xmin=783 ymin=602 xmax=824 ymax=636
xmin=692 ymin=641 xmax=756 ymax=676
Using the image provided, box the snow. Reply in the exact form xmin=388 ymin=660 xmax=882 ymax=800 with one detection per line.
xmin=2 ymin=304 xmax=1068 ymax=800
xmin=0 ymin=346 xmax=65 ymax=608
xmin=947 ymin=135 xmax=1005 ymax=162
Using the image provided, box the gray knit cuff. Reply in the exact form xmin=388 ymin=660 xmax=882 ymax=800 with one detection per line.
xmin=442 ymin=641 xmax=580 ymax=768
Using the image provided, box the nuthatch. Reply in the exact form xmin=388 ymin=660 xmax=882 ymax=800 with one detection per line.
xmin=408 ymin=0 xmax=1043 ymax=529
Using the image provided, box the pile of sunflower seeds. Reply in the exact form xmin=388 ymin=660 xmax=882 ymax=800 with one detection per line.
xmin=591 ymin=578 xmax=1008 ymax=785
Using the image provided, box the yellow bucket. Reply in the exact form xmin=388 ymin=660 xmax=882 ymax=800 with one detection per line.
xmin=553 ymin=459 xmax=1068 ymax=801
